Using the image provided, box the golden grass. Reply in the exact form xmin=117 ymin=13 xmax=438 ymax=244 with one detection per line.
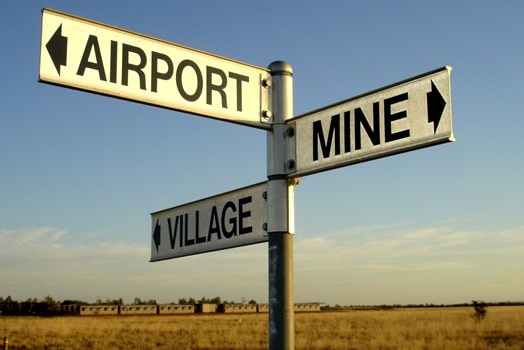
xmin=1 ymin=306 xmax=523 ymax=349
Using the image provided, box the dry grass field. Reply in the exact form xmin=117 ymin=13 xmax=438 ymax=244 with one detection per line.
xmin=1 ymin=306 xmax=523 ymax=349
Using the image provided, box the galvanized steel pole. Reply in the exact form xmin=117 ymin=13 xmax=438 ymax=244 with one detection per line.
xmin=266 ymin=61 xmax=295 ymax=350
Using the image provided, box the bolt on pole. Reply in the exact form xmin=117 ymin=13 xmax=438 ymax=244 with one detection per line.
xmin=266 ymin=61 xmax=295 ymax=350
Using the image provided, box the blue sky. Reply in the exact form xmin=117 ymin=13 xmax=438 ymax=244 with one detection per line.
xmin=1 ymin=1 xmax=523 ymax=306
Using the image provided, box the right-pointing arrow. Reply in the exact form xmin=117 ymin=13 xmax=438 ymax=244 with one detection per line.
xmin=46 ymin=24 xmax=68 ymax=76
xmin=426 ymin=81 xmax=446 ymax=133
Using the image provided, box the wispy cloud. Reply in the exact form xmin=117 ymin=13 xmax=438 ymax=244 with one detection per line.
xmin=1 ymin=227 xmax=67 ymax=248
xmin=296 ymin=223 xmax=524 ymax=259
xmin=294 ymin=223 xmax=524 ymax=281
xmin=1 ymin=224 xmax=523 ymax=305
xmin=0 ymin=227 xmax=268 ymax=303
xmin=0 ymin=227 xmax=146 ymax=263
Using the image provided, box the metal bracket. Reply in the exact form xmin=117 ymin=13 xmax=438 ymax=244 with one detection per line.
xmin=285 ymin=122 xmax=297 ymax=176
xmin=260 ymin=76 xmax=273 ymax=125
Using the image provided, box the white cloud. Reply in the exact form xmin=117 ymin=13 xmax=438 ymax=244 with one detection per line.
xmin=297 ymin=223 xmax=515 ymax=259
xmin=292 ymin=223 xmax=524 ymax=304
xmin=0 ymin=227 xmax=268 ymax=304
xmin=0 ymin=227 xmax=67 ymax=248
xmin=1 ymin=224 xmax=523 ymax=305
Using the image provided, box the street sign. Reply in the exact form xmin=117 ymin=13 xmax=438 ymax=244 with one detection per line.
xmin=38 ymin=8 xmax=456 ymax=347
xmin=150 ymin=182 xmax=267 ymax=261
xmin=39 ymin=8 xmax=271 ymax=129
xmin=287 ymin=66 xmax=454 ymax=177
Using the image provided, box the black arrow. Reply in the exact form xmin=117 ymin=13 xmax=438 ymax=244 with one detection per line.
xmin=46 ymin=24 xmax=68 ymax=75
xmin=153 ymin=219 xmax=161 ymax=253
xmin=426 ymin=81 xmax=446 ymax=133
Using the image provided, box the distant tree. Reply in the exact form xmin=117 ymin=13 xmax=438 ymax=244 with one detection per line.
xmin=133 ymin=297 xmax=143 ymax=305
xmin=113 ymin=298 xmax=124 ymax=306
xmin=43 ymin=295 xmax=58 ymax=307
xmin=61 ymin=299 xmax=89 ymax=306
xmin=248 ymin=299 xmax=257 ymax=305
xmin=210 ymin=296 xmax=221 ymax=304
xmin=1 ymin=296 xmax=13 ymax=314
xmin=21 ymin=299 xmax=33 ymax=314
xmin=188 ymin=297 xmax=196 ymax=305
xmin=101 ymin=298 xmax=124 ymax=306
xmin=178 ymin=298 xmax=188 ymax=305
xmin=471 ymin=300 xmax=487 ymax=323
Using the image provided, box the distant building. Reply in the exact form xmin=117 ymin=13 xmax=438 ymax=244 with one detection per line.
xmin=217 ymin=304 xmax=258 ymax=313
xmin=195 ymin=303 xmax=217 ymax=313
xmin=79 ymin=305 xmax=119 ymax=315
xmin=57 ymin=304 xmax=80 ymax=315
xmin=59 ymin=302 xmax=320 ymax=316
xmin=158 ymin=304 xmax=194 ymax=315
xmin=294 ymin=303 xmax=321 ymax=312
xmin=257 ymin=304 xmax=269 ymax=313
xmin=120 ymin=305 xmax=157 ymax=315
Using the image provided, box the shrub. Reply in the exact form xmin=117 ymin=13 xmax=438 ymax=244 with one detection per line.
xmin=471 ymin=300 xmax=487 ymax=322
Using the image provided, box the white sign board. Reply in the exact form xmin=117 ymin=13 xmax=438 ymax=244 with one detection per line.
xmin=288 ymin=67 xmax=454 ymax=177
xmin=39 ymin=8 xmax=271 ymax=129
xmin=150 ymin=182 xmax=267 ymax=261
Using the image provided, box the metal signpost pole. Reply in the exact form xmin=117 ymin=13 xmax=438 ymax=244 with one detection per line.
xmin=266 ymin=61 xmax=295 ymax=350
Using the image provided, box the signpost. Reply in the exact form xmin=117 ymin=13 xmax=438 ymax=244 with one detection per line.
xmin=287 ymin=67 xmax=453 ymax=177
xmin=39 ymin=8 xmax=455 ymax=350
xmin=39 ymin=8 xmax=271 ymax=129
xmin=150 ymin=182 xmax=268 ymax=261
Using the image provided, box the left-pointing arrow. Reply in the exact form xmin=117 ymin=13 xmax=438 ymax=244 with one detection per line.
xmin=46 ymin=24 xmax=67 ymax=75
xmin=153 ymin=219 xmax=161 ymax=253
